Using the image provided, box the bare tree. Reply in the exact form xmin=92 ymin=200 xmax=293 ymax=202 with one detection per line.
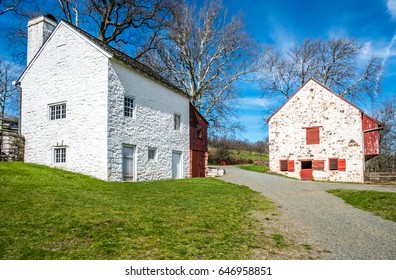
xmin=84 ymin=0 xmax=174 ymax=58
xmin=261 ymin=38 xmax=383 ymax=99
xmin=0 ymin=0 xmax=21 ymax=15
xmin=0 ymin=58 xmax=18 ymax=119
xmin=142 ymin=0 xmax=260 ymax=133
xmin=57 ymin=0 xmax=80 ymax=26
xmin=0 ymin=58 xmax=19 ymax=157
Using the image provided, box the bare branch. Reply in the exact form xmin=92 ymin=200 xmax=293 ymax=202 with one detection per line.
xmin=141 ymin=0 xmax=260 ymax=133
xmin=260 ymin=38 xmax=383 ymax=101
xmin=0 ymin=0 xmax=21 ymax=15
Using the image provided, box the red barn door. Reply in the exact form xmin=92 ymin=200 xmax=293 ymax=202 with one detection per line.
xmin=192 ymin=150 xmax=206 ymax=177
xmin=300 ymin=160 xmax=313 ymax=180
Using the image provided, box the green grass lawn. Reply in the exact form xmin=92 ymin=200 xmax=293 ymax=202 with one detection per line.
xmin=229 ymin=150 xmax=269 ymax=161
xmin=0 ymin=162 xmax=277 ymax=260
xmin=327 ymin=189 xmax=396 ymax=222
xmin=239 ymin=164 xmax=269 ymax=173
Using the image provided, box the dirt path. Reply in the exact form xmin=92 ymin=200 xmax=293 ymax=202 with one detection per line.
xmin=220 ymin=166 xmax=396 ymax=259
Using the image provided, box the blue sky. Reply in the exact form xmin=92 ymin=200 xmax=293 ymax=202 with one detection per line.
xmin=1 ymin=0 xmax=395 ymax=142
xmin=226 ymin=0 xmax=396 ymax=142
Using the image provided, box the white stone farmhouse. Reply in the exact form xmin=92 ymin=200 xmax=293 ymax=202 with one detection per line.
xmin=267 ymin=78 xmax=382 ymax=183
xmin=18 ymin=15 xmax=193 ymax=181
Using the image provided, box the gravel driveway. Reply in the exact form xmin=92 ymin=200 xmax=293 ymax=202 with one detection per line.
xmin=220 ymin=166 xmax=396 ymax=259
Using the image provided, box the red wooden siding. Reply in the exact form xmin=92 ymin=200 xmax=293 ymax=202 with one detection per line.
xmin=312 ymin=160 xmax=325 ymax=170
xmin=190 ymin=103 xmax=209 ymax=177
xmin=306 ymin=127 xmax=320 ymax=144
xmin=362 ymin=114 xmax=380 ymax=157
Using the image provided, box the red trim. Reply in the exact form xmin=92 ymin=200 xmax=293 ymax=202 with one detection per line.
xmin=266 ymin=78 xmax=380 ymax=124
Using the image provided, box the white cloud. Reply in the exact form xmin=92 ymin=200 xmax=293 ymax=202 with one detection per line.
xmin=267 ymin=18 xmax=296 ymax=52
xmin=239 ymin=97 xmax=274 ymax=109
xmin=359 ymin=37 xmax=396 ymax=60
xmin=387 ymin=0 xmax=396 ymax=19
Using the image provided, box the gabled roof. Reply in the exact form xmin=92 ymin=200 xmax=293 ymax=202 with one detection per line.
xmin=190 ymin=103 xmax=209 ymax=125
xmin=266 ymin=78 xmax=381 ymax=125
xmin=18 ymin=19 xmax=186 ymax=98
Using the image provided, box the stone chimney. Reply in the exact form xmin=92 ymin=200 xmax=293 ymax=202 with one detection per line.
xmin=27 ymin=15 xmax=57 ymax=64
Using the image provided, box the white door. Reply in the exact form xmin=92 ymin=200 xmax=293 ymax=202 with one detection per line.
xmin=172 ymin=151 xmax=182 ymax=179
xmin=122 ymin=146 xmax=135 ymax=181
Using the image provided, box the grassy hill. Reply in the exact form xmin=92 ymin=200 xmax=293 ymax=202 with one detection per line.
xmin=0 ymin=162 xmax=279 ymax=260
xmin=208 ymin=147 xmax=269 ymax=165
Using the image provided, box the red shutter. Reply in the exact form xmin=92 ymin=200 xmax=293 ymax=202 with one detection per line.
xmin=312 ymin=160 xmax=325 ymax=170
xmin=338 ymin=159 xmax=346 ymax=171
xmin=306 ymin=127 xmax=320 ymax=144
xmin=287 ymin=160 xmax=294 ymax=172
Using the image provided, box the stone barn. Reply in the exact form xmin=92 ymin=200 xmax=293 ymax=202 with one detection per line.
xmin=266 ymin=78 xmax=381 ymax=183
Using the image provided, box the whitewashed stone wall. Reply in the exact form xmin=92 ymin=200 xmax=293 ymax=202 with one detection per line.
xmin=268 ymin=80 xmax=365 ymax=183
xmin=21 ymin=24 xmax=109 ymax=180
xmin=107 ymin=60 xmax=190 ymax=181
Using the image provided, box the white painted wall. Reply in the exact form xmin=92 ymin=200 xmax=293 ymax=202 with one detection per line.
xmin=268 ymin=79 xmax=365 ymax=183
xmin=21 ymin=23 xmax=109 ymax=180
xmin=107 ymin=60 xmax=190 ymax=181
xmin=21 ymin=19 xmax=190 ymax=182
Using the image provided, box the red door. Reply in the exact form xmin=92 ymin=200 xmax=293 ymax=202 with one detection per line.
xmin=300 ymin=160 xmax=313 ymax=180
xmin=192 ymin=150 xmax=206 ymax=177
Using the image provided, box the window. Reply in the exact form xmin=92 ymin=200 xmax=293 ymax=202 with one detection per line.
xmin=54 ymin=148 xmax=66 ymax=163
xmin=306 ymin=127 xmax=320 ymax=144
xmin=49 ymin=103 xmax=66 ymax=120
xmin=329 ymin=158 xmax=338 ymax=170
xmin=174 ymin=113 xmax=181 ymax=130
xmin=329 ymin=158 xmax=346 ymax=171
xmin=280 ymin=160 xmax=294 ymax=172
xmin=301 ymin=161 xmax=312 ymax=169
xmin=148 ymin=148 xmax=156 ymax=161
xmin=56 ymin=44 xmax=66 ymax=64
xmin=280 ymin=160 xmax=288 ymax=171
xmin=197 ymin=124 xmax=202 ymax=138
xmin=124 ymin=96 xmax=134 ymax=117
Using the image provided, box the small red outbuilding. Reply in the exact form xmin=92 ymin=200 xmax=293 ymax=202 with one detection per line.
xmin=189 ymin=103 xmax=209 ymax=177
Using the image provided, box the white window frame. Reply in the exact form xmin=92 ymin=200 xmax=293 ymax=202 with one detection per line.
xmin=174 ymin=113 xmax=181 ymax=130
xmin=124 ymin=96 xmax=135 ymax=118
xmin=54 ymin=147 xmax=66 ymax=163
xmin=148 ymin=148 xmax=157 ymax=161
xmin=49 ymin=102 xmax=66 ymax=120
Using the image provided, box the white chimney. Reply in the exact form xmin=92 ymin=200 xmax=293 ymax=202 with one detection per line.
xmin=27 ymin=15 xmax=57 ymax=65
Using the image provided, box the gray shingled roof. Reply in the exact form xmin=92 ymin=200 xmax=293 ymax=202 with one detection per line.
xmin=62 ymin=20 xmax=187 ymax=97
